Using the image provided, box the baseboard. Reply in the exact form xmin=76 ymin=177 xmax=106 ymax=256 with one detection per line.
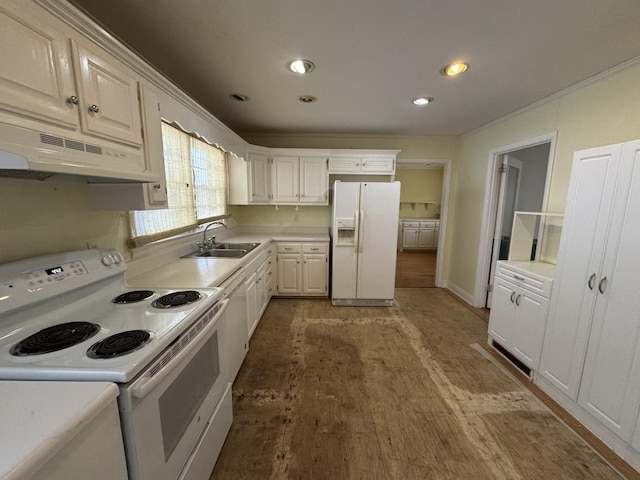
xmin=443 ymin=280 xmax=475 ymax=306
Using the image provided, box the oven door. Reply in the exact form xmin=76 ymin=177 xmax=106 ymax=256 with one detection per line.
xmin=118 ymin=299 xmax=230 ymax=480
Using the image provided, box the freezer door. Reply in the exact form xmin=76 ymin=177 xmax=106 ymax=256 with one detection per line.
xmin=331 ymin=182 xmax=360 ymax=300
xmin=356 ymin=182 xmax=401 ymax=299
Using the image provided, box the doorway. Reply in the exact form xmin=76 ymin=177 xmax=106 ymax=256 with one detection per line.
xmin=474 ymin=134 xmax=556 ymax=308
xmin=394 ymin=159 xmax=451 ymax=288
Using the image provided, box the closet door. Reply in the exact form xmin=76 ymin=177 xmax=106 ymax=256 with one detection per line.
xmin=538 ymin=143 xmax=623 ymax=399
xmin=577 ymin=141 xmax=640 ymax=439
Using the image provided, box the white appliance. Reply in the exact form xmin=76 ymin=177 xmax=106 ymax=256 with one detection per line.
xmin=0 ymin=249 xmax=232 ymax=480
xmin=331 ymin=181 xmax=401 ymax=306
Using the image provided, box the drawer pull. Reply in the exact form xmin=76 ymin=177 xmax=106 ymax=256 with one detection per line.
xmin=513 ymin=275 xmax=525 ymax=281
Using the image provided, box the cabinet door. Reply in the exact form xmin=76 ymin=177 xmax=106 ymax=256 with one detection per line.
xmin=417 ymin=227 xmax=435 ymax=248
xmin=0 ymin=5 xmax=77 ymax=129
xmin=257 ymin=263 xmax=270 ymax=316
xmin=72 ymin=42 xmax=143 ymax=147
xmin=402 ymin=228 xmax=418 ymax=248
xmin=577 ymin=141 xmax=640 ymax=440
xmin=271 ymin=156 xmax=299 ymax=204
xmin=539 ymin=143 xmax=623 ymax=399
xmin=300 ymin=156 xmax=328 ymax=204
xmin=249 ymin=153 xmax=270 ymax=203
xmin=433 ymin=228 xmax=440 ymax=248
xmin=139 ymin=83 xmax=167 ymax=206
xmin=246 ymin=273 xmax=258 ymax=338
xmin=303 ymin=254 xmax=328 ymax=295
xmin=328 ymin=156 xmax=361 ymax=173
xmin=277 ymin=254 xmax=302 ymax=294
xmin=488 ymin=278 xmax=516 ymax=346
xmin=511 ymin=289 xmax=549 ymax=369
xmin=361 ymin=156 xmax=395 ymax=173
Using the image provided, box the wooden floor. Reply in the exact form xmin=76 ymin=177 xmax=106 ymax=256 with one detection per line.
xmin=395 ymin=250 xmax=437 ymax=288
xmin=211 ymin=290 xmax=630 ymax=480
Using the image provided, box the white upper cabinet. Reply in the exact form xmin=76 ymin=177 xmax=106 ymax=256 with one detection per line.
xmin=71 ymin=41 xmax=143 ymax=148
xmin=299 ymin=157 xmax=328 ymax=204
xmin=271 ymin=155 xmax=300 ymax=204
xmin=249 ymin=153 xmax=271 ymax=203
xmin=328 ymin=154 xmax=396 ymax=174
xmin=0 ymin=3 xmax=77 ymax=129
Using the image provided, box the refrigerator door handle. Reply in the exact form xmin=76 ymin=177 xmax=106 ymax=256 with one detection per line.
xmin=353 ymin=210 xmax=360 ymax=253
xmin=359 ymin=209 xmax=365 ymax=254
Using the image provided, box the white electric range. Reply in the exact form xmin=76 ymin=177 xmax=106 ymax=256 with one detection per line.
xmin=0 ymin=249 xmax=233 ymax=480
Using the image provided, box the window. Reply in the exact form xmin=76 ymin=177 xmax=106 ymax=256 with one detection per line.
xmin=130 ymin=122 xmax=227 ymax=245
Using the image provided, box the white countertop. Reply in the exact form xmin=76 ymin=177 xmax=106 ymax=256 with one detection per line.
xmin=499 ymin=260 xmax=556 ymax=281
xmin=0 ymin=381 xmax=119 ymax=480
xmin=127 ymin=230 xmax=329 ymax=289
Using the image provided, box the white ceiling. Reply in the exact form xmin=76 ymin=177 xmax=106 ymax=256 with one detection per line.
xmin=70 ymin=0 xmax=640 ymax=137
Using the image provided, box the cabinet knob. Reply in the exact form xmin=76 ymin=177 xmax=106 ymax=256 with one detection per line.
xmin=153 ymin=183 xmax=161 ymax=190
xmin=88 ymin=104 xmax=100 ymax=113
xmin=66 ymin=95 xmax=79 ymax=105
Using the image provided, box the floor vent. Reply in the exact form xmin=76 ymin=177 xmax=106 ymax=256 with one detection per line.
xmin=491 ymin=340 xmax=532 ymax=378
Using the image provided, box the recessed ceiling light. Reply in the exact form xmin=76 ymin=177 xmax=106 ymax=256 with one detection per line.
xmin=288 ymin=59 xmax=315 ymax=74
xmin=298 ymin=95 xmax=317 ymax=103
xmin=413 ymin=97 xmax=434 ymax=106
xmin=229 ymin=93 xmax=248 ymax=102
xmin=440 ymin=62 xmax=469 ymax=76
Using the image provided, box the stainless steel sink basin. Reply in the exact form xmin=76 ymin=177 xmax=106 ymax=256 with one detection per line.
xmin=181 ymin=242 xmax=260 ymax=259
xmin=213 ymin=242 xmax=260 ymax=251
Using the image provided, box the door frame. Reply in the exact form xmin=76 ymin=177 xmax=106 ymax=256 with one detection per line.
xmin=473 ymin=133 xmax=557 ymax=308
xmin=394 ymin=158 xmax=452 ymax=288
xmin=487 ymin=154 xmax=523 ymax=306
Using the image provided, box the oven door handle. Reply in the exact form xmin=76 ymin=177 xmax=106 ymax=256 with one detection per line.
xmin=131 ymin=298 xmax=230 ymax=400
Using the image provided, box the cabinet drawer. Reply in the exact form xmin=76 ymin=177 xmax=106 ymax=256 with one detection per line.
xmin=403 ymin=222 xmax=420 ymax=229
xmin=302 ymin=243 xmax=327 ymax=254
xmin=277 ymin=243 xmax=302 ymax=253
xmin=495 ymin=262 xmax=553 ymax=298
xmin=419 ymin=221 xmax=438 ymax=228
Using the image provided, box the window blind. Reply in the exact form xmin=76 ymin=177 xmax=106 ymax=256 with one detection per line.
xmin=129 ymin=122 xmax=228 ymax=245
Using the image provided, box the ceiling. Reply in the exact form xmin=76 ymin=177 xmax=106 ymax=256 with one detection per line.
xmin=69 ymin=0 xmax=640 ymax=138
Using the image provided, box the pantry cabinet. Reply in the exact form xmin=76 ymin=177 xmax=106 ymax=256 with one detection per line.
xmin=275 ymin=242 xmax=328 ymax=296
xmin=538 ymin=139 xmax=640 ymax=445
xmin=488 ymin=261 xmax=553 ymax=370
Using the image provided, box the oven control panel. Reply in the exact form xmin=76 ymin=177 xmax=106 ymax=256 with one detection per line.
xmin=20 ymin=261 xmax=88 ymax=288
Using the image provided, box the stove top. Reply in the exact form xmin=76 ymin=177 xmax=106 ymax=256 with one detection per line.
xmin=0 ymin=249 xmax=224 ymax=383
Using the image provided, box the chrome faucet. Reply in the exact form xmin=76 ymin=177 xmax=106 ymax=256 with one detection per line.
xmin=198 ymin=220 xmax=227 ymax=251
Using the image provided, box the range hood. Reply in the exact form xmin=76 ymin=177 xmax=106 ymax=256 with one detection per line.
xmin=0 ymin=122 xmax=158 ymax=183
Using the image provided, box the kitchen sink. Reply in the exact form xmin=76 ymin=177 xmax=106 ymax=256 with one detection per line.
xmin=213 ymin=242 xmax=260 ymax=251
xmin=181 ymin=242 xmax=261 ymax=259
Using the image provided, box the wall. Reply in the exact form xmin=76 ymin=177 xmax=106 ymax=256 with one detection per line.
xmin=447 ymin=60 xmax=640 ymax=299
xmin=396 ymin=166 xmax=443 ymax=219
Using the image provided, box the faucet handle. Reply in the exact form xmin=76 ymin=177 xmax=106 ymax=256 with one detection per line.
xmin=196 ymin=241 xmax=205 ymax=252
xmin=206 ymin=236 xmax=216 ymax=248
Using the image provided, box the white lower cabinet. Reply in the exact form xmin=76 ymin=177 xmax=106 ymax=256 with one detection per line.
xmin=245 ymin=271 xmax=258 ymax=338
xmin=275 ymin=242 xmax=328 ymax=296
xmin=488 ymin=261 xmax=553 ymax=370
xmin=400 ymin=220 xmax=439 ymax=250
xmin=244 ymin=243 xmax=274 ymax=339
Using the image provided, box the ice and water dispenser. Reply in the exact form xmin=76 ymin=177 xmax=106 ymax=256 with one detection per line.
xmin=335 ymin=217 xmax=356 ymax=246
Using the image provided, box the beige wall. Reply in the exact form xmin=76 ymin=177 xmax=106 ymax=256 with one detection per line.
xmin=448 ymin=61 xmax=640 ymax=297
xmin=396 ymin=167 xmax=443 ymax=219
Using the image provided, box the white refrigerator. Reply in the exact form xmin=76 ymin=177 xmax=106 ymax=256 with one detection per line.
xmin=331 ymin=181 xmax=401 ymax=306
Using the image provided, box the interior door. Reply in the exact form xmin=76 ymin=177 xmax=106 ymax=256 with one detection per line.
xmin=487 ymin=155 xmax=522 ymax=306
